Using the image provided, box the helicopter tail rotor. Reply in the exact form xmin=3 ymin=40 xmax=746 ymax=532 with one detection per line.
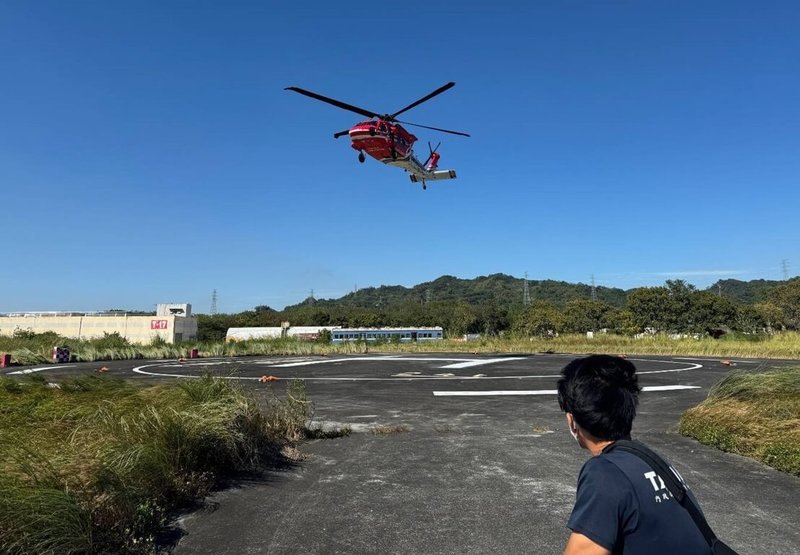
xmin=423 ymin=142 xmax=442 ymax=170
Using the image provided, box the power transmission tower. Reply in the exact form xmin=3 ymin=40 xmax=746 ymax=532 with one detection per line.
xmin=591 ymin=275 xmax=597 ymax=301
xmin=523 ymin=272 xmax=531 ymax=306
xmin=782 ymin=259 xmax=789 ymax=280
xmin=308 ymin=289 xmax=315 ymax=305
xmin=210 ymin=289 xmax=218 ymax=315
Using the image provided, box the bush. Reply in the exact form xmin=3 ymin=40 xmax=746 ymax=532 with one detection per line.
xmin=88 ymin=332 xmax=131 ymax=350
xmin=317 ymin=329 xmax=332 ymax=343
xmin=0 ymin=477 xmax=93 ymax=555
xmin=0 ymin=374 xmax=322 ymax=553
xmin=680 ymin=367 xmax=800 ymax=475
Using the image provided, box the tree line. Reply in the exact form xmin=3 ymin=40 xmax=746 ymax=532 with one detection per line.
xmin=197 ymin=278 xmax=800 ymax=341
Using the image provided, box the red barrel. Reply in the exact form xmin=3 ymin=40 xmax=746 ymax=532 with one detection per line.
xmin=189 ymin=348 xmax=199 ymax=359
xmin=0 ymin=353 xmax=11 ymax=368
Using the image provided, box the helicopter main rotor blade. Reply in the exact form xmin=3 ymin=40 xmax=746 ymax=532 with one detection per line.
xmin=390 ymin=82 xmax=456 ymax=119
xmin=397 ymin=120 xmax=471 ymax=137
xmin=285 ymin=86 xmax=379 ymax=119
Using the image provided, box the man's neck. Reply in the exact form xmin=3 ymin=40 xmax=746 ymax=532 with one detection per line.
xmin=583 ymin=436 xmax=616 ymax=456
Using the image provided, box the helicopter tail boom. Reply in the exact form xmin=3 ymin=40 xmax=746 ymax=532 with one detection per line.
xmin=409 ymin=170 xmax=457 ymax=182
xmin=384 ymin=153 xmax=457 ymax=183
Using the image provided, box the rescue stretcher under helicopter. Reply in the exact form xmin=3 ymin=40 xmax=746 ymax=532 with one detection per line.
xmin=285 ymin=82 xmax=469 ymax=190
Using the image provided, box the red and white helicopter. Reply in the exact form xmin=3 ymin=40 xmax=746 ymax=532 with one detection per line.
xmin=285 ymin=82 xmax=469 ymax=189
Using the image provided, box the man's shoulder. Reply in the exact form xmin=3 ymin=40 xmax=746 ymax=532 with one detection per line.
xmin=598 ymin=442 xmax=661 ymax=473
xmin=600 ymin=441 xmax=688 ymax=485
xmin=581 ymin=448 xmax=645 ymax=473
xmin=577 ymin=445 xmax=663 ymax=498
xmin=578 ymin=451 xmax=638 ymax=488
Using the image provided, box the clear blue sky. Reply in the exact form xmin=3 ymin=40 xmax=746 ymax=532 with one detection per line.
xmin=2 ymin=1 xmax=798 ymax=313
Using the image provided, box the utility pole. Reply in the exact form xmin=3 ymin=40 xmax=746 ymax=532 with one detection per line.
xmin=523 ymin=272 xmax=531 ymax=306
xmin=210 ymin=289 xmax=218 ymax=315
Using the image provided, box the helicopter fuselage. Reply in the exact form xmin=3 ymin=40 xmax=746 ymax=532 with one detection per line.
xmin=348 ymin=119 xmax=417 ymax=162
xmin=348 ymin=120 xmax=456 ymax=186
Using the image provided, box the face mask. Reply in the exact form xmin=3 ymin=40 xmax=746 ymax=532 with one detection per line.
xmin=567 ymin=414 xmax=580 ymax=444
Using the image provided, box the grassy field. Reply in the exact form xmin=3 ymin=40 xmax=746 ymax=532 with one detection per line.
xmin=2 ymin=331 xmax=800 ymax=365
xmin=680 ymin=366 xmax=800 ymax=476
xmin=362 ymin=332 xmax=800 ymax=359
xmin=0 ymin=373 xmax=330 ymax=554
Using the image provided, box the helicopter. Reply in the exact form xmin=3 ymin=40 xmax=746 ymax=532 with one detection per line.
xmin=285 ymin=82 xmax=469 ymax=190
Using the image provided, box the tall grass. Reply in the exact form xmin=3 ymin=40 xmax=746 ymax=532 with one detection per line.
xmin=0 ymin=478 xmax=92 ymax=555
xmin=0 ymin=374 xmax=316 ymax=554
xmin=159 ymin=330 xmax=800 ymax=359
xmin=3 ymin=331 xmax=800 ymax=366
xmin=680 ymin=367 xmax=800 ymax=475
xmin=382 ymin=332 xmax=800 ymax=359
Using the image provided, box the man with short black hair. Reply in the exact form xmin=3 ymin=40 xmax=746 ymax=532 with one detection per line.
xmin=557 ymin=355 xmax=711 ymax=554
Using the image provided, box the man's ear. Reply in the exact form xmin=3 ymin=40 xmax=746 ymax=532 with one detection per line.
xmin=566 ymin=413 xmax=577 ymax=432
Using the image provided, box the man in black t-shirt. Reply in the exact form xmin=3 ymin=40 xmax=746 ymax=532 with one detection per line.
xmin=557 ymin=355 xmax=711 ymax=555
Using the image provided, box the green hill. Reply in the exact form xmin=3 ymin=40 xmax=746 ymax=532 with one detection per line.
xmin=287 ymin=273 xmax=628 ymax=310
xmin=708 ymin=278 xmax=786 ymax=305
xmin=286 ymin=274 xmax=796 ymax=312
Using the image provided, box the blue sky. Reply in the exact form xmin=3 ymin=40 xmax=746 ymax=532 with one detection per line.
xmin=1 ymin=1 xmax=798 ymax=313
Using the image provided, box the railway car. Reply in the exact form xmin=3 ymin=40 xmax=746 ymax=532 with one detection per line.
xmin=331 ymin=327 xmax=443 ymax=343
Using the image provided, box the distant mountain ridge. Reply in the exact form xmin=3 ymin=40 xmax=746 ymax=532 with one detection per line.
xmin=709 ymin=278 xmax=786 ymax=305
xmin=287 ymin=273 xmax=627 ymax=310
xmin=284 ymin=274 xmax=791 ymax=311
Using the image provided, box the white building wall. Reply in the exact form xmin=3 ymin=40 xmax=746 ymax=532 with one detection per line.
xmin=0 ymin=314 xmax=198 ymax=345
xmin=226 ymin=327 xmax=283 ymax=341
xmin=225 ymin=326 xmax=341 ymax=341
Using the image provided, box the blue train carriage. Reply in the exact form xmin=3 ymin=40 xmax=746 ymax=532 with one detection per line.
xmin=330 ymin=327 xmax=443 ymax=343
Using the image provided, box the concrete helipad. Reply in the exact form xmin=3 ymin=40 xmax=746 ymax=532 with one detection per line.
xmin=7 ymin=353 xmax=799 ymax=554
